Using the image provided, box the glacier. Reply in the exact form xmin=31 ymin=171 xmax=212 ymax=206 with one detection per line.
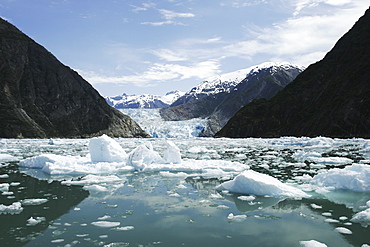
xmin=120 ymin=108 xmax=207 ymax=138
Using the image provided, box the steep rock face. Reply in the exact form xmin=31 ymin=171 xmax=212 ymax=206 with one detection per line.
xmin=216 ymin=8 xmax=370 ymax=138
xmin=160 ymin=62 xmax=302 ymax=136
xmin=0 ymin=18 xmax=149 ymax=138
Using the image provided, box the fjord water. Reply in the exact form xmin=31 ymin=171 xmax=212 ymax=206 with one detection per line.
xmin=0 ymin=112 xmax=369 ymax=246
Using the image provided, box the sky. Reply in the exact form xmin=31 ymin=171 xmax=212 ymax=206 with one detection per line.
xmin=0 ymin=0 xmax=368 ymax=97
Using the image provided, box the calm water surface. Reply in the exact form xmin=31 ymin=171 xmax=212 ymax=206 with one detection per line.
xmin=0 ymin=138 xmax=369 ymax=246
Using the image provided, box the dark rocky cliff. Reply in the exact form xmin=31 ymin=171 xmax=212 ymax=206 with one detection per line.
xmin=0 ymin=18 xmax=149 ymax=138
xmin=160 ymin=64 xmax=302 ymax=136
xmin=216 ymin=8 xmax=370 ymax=138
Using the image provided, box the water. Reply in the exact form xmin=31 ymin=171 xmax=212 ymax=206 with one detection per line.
xmin=1 ymin=136 xmax=369 ymax=247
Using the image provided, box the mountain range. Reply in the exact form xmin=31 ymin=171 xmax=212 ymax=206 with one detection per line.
xmin=0 ymin=18 xmax=149 ymax=138
xmin=216 ymin=7 xmax=370 ymax=138
xmin=105 ymin=90 xmax=184 ymax=109
xmin=160 ymin=62 xmax=303 ymax=136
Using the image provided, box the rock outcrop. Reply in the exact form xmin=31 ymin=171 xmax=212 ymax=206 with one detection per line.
xmin=0 ymin=18 xmax=149 ymax=138
xmin=216 ymin=8 xmax=370 ymax=138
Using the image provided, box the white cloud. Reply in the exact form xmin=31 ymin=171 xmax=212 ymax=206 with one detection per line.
xmin=77 ymin=60 xmax=221 ymax=87
xmin=158 ymin=9 xmax=195 ymax=19
xmin=221 ymin=1 xmax=369 ymax=66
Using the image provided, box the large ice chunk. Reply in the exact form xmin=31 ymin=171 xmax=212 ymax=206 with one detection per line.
xmin=311 ymin=164 xmax=370 ymax=192
xmin=89 ymin=135 xmax=126 ymax=163
xmin=216 ymin=170 xmax=310 ymax=198
xmin=126 ymin=143 xmax=164 ymax=171
xmin=0 ymin=202 xmax=23 ymax=215
xmin=163 ymin=141 xmax=181 ymax=164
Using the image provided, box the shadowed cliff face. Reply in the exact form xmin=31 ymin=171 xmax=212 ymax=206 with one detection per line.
xmin=0 ymin=18 xmax=150 ymax=138
xmin=216 ymin=8 xmax=370 ymax=138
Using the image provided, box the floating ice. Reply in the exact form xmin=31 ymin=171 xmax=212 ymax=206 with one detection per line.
xmin=227 ymin=213 xmax=247 ymax=222
xmin=91 ymin=221 xmax=121 ymax=228
xmin=351 ymin=208 xmax=370 ymax=227
xmin=89 ymin=135 xmax=126 ymax=163
xmin=216 ymin=170 xmax=310 ymax=198
xmin=126 ymin=143 xmax=164 ymax=171
xmin=27 ymin=216 xmax=46 ymax=226
xmin=0 ymin=183 xmax=9 ymax=192
xmin=335 ymin=227 xmax=352 ymax=234
xmin=299 ymin=240 xmax=328 ymax=247
xmin=163 ymin=141 xmax=181 ymax=164
xmin=115 ymin=226 xmax=134 ymax=231
xmin=311 ymin=164 xmax=370 ymax=192
xmin=0 ymin=153 xmax=18 ymax=162
xmin=0 ymin=202 xmax=23 ymax=215
xmin=22 ymin=198 xmax=48 ymax=206
xmin=0 ymin=174 xmax=9 ymax=179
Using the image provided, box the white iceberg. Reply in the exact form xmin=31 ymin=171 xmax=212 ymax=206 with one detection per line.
xmin=0 ymin=202 xmax=23 ymax=215
xmin=89 ymin=135 xmax=126 ymax=163
xmin=126 ymin=143 xmax=164 ymax=171
xmin=163 ymin=141 xmax=181 ymax=164
xmin=311 ymin=164 xmax=370 ymax=192
xmin=216 ymin=170 xmax=310 ymax=198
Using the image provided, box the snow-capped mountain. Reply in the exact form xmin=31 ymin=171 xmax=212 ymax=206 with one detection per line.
xmin=106 ymin=90 xmax=185 ymax=109
xmin=171 ymin=62 xmax=304 ymax=107
xmin=160 ymin=62 xmax=304 ymax=136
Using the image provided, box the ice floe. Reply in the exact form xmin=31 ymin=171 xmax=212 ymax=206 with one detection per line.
xmin=311 ymin=164 xmax=370 ymax=192
xmin=299 ymin=240 xmax=327 ymax=247
xmin=0 ymin=202 xmax=23 ymax=215
xmin=89 ymin=134 xmax=126 ymax=163
xmin=216 ymin=170 xmax=310 ymax=198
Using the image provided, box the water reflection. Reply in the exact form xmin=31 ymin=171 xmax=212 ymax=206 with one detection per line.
xmin=0 ymin=164 xmax=89 ymax=246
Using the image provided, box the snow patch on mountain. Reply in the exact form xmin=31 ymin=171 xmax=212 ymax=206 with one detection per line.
xmin=106 ymin=90 xmax=185 ymax=109
xmin=185 ymin=62 xmax=303 ymax=99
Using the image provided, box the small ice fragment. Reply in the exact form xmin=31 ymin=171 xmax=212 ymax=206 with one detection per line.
xmin=322 ymin=212 xmax=332 ymax=217
xmin=0 ymin=174 xmax=9 ymax=179
xmin=299 ymin=240 xmax=328 ymax=247
xmin=339 ymin=216 xmax=348 ymax=221
xmin=237 ymin=195 xmax=255 ymax=201
xmin=217 ymin=205 xmax=230 ymax=210
xmin=310 ymin=204 xmax=322 ymax=209
xmin=99 ymin=235 xmax=108 ymax=239
xmin=325 ymin=218 xmax=339 ymax=223
xmin=98 ymin=215 xmax=111 ymax=220
xmin=335 ymin=227 xmax=352 ymax=234
xmin=91 ymin=221 xmax=120 ymax=228
xmin=227 ymin=213 xmax=247 ymax=222
xmin=27 ymin=216 xmax=46 ymax=226
xmin=115 ymin=226 xmax=134 ymax=231
xmin=51 ymin=239 xmax=64 ymax=243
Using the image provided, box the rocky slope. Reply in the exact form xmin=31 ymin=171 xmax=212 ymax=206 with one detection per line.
xmin=106 ymin=90 xmax=184 ymax=109
xmin=0 ymin=18 xmax=149 ymax=138
xmin=160 ymin=62 xmax=303 ymax=136
xmin=216 ymin=7 xmax=370 ymax=138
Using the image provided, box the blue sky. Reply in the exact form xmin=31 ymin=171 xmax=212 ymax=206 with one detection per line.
xmin=0 ymin=0 xmax=368 ymax=96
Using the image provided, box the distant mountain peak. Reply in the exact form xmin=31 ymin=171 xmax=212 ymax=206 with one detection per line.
xmin=106 ymin=90 xmax=185 ymax=109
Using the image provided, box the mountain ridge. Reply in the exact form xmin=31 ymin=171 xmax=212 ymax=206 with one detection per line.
xmin=160 ymin=62 xmax=303 ymax=136
xmin=216 ymin=7 xmax=370 ymax=138
xmin=106 ymin=90 xmax=185 ymax=109
xmin=0 ymin=18 xmax=149 ymax=138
